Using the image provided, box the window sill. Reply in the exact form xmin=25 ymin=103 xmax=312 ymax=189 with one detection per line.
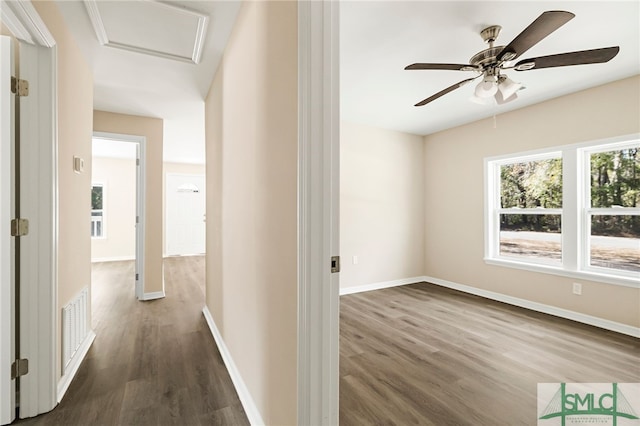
xmin=484 ymin=257 xmax=640 ymax=289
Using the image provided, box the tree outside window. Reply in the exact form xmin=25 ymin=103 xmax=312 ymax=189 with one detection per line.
xmin=91 ymin=184 xmax=104 ymax=238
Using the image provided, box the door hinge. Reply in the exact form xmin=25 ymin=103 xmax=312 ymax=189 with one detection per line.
xmin=11 ymin=359 xmax=28 ymax=379
xmin=10 ymin=218 xmax=29 ymax=236
xmin=11 ymin=77 xmax=29 ymax=96
xmin=136 ymin=216 xmax=139 ymax=224
xmin=136 ymin=273 xmax=139 ymax=281
xmin=331 ymin=256 xmax=340 ymax=273
xmin=136 ymin=158 xmax=140 ymax=166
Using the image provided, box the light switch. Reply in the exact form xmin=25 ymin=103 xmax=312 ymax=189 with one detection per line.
xmin=73 ymin=156 xmax=84 ymax=173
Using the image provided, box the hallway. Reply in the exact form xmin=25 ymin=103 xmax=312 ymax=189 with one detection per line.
xmin=17 ymin=257 xmax=248 ymax=426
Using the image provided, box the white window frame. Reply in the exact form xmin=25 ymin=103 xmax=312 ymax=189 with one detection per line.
xmin=91 ymin=182 xmax=106 ymax=239
xmin=485 ymin=134 xmax=640 ymax=288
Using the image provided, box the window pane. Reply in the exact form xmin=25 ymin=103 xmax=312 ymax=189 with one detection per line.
xmin=590 ymin=215 xmax=640 ymax=272
xmin=92 ymin=185 xmax=103 ymax=210
xmin=500 ymin=158 xmax=562 ymax=208
xmin=499 ymin=214 xmax=561 ymax=264
xmin=590 ymin=147 xmax=640 ymax=208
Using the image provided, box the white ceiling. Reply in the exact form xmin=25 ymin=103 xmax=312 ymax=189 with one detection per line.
xmin=341 ymin=1 xmax=640 ymax=136
xmin=92 ymin=138 xmax=136 ymax=159
xmin=55 ymin=0 xmax=241 ymax=164
xmin=53 ymin=1 xmax=639 ymax=158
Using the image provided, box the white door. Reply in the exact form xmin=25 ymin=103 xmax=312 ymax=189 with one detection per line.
xmin=165 ymin=174 xmax=206 ymax=256
xmin=0 ymin=35 xmax=16 ymax=426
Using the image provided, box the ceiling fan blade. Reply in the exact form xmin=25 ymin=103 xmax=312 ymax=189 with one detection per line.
xmin=514 ymin=46 xmax=620 ymax=70
xmin=405 ymin=63 xmax=478 ymax=71
xmin=497 ymin=10 xmax=575 ymax=62
xmin=414 ymin=78 xmax=477 ymax=106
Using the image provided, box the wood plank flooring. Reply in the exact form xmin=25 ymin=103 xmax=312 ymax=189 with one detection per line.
xmin=339 ymin=282 xmax=640 ymax=425
xmin=16 ymin=256 xmax=249 ymax=426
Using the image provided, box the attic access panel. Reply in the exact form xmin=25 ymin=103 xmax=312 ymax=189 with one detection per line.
xmin=84 ymin=0 xmax=209 ymax=64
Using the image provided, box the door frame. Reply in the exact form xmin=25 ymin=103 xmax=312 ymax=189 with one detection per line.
xmin=92 ymin=132 xmax=146 ymax=301
xmin=164 ymin=172 xmax=206 ymax=256
xmin=297 ymin=1 xmax=340 ymax=425
xmin=0 ymin=35 xmax=16 ymax=426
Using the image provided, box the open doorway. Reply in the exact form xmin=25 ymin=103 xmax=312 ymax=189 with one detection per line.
xmin=91 ymin=133 xmax=145 ymax=300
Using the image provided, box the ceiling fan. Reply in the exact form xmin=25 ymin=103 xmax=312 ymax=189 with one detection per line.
xmin=405 ymin=10 xmax=620 ymax=106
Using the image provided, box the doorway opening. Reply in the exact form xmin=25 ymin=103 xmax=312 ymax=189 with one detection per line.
xmin=91 ymin=132 xmax=146 ymax=300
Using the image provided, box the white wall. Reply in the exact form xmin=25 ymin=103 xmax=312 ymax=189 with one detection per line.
xmin=204 ymin=2 xmax=298 ymax=424
xmin=340 ymin=121 xmax=425 ymax=290
xmin=91 ymin=157 xmax=136 ymax=262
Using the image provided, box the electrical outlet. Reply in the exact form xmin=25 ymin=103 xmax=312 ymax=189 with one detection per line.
xmin=572 ymin=282 xmax=582 ymax=295
xmin=352 ymin=255 xmax=358 ymax=265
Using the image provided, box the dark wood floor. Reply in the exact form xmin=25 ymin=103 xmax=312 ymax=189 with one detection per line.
xmin=339 ymin=282 xmax=640 ymax=425
xmin=16 ymin=256 xmax=248 ymax=426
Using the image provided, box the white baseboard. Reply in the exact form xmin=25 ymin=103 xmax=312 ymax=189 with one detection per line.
xmin=423 ymin=275 xmax=640 ymax=339
xmin=142 ymin=291 xmax=165 ymax=301
xmin=90 ymin=256 xmax=135 ymax=263
xmin=202 ymin=306 xmax=265 ymax=426
xmin=57 ymin=330 xmax=95 ymax=403
xmin=339 ymin=276 xmax=426 ymax=296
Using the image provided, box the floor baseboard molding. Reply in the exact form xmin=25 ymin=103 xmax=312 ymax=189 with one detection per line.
xmin=202 ymin=306 xmax=265 ymax=426
xmin=142 ymin=291 xmax=165 ymax=301
xmin=91 ymin=256 xmax=135 ymax=263
xmin=57 ymin=330 xmax=96 ymax=403
xmin=340 ymin=276 xmax=426 ymax=296
xmin=423 ymin=275 xmax=640 ymax=339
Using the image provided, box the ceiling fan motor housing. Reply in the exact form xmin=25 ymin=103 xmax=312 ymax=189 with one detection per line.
xmin=469 ymin=46 xmax=505 ymax=69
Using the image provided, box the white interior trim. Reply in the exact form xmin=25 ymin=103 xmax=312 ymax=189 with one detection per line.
xmin=342 ymin=276 xmax=640 ymax=338
xmin=1 ymin=0 xmax=55 ymax=47
xmin=91 ymin=256 xmax=135 ymax=263
xmin=423 ymin=275 xmax=640 ymax=338
xmin=340 ymin=276 xmax=426 ymax=296
xmin=142 ymin=291 xmax=165 ymax=301
xmin=92 ymin=132 xmax=146 ymax=301
xmin=83 ymin=0 xmax=208 ymax=64
xmin=56 ymin=330 xmax=95 ymax=403
xmin=297 ymin=2 xmax=340 ymax=425
xmin=0 ymin=35 xmax=16 ymax=426
xmin=18 ymin=41 xmax=58 ymax=418
xmin=202 ymin=307 xmax=264 ymax=426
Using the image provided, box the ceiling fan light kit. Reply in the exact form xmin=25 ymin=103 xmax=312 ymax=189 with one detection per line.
xmin=405 ymin=10 xmax=620 ymax=107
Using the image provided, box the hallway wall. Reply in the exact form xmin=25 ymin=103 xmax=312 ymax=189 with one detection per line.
xmin=32 ymin=0 xmax=94 ymax=383
xmin=204 ymin=1 xmax=298 ymax=424
xmin=93 ymin=111 xmax=164 ymax=295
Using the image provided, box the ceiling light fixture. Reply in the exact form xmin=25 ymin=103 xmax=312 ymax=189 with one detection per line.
xmin=474 ymin=75 xmax=498 ymax=98
xmin=497 ymin=75 xmax=522 ymax=100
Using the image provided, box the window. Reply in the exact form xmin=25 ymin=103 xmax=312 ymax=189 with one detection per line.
xmin=584 ymin=144 xmax=640 ymax=274
xmin=498 ymin=154 xmax=562 ymax=265
xmin=91 ymin=184 xmax=105 ymax=238
xmin=485 ymin=136 xmax=640 ymax=287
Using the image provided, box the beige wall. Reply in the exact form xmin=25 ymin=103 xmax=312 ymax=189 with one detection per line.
xmin=91 ymin=157 xmax=136 ymax=261
xmin=423 ymin=75 xmax=640 ymax=328
xmin=162 ymin=162 xmax=205 ymax=255
xmin=341 ymin=121 xmax=425 ymax=289
xmin=93 ymin=110 xmax=164 ymax=294
xmin=204 ymin=1 xmax=298 ymax=424
xmin=31 ymin=1 xmax=94 ymax=381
